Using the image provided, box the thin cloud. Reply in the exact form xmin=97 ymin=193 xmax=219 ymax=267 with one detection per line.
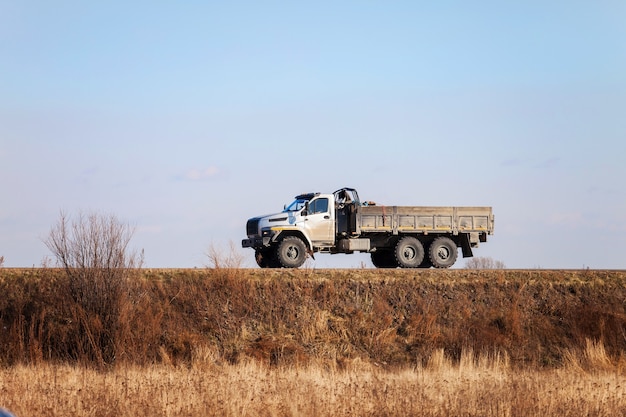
xmin=184 ymin=166 xmax=222 ymax=181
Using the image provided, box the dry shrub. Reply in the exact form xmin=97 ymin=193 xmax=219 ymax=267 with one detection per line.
xmin=205 ymin=241 xmax=246 ymax=269
xmin=42 ymin=211 xmax=143 ymax=367
xmin=465 ymin=256 xmax=506 ymax=269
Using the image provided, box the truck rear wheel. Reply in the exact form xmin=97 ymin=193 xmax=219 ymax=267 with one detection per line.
xmin=418 ymin=257 xmax=432 ymax=268
xmin=428 ymin=237 xmax=458 ymax=268
xmin=371 ymin=250 xmax=398 ymax=268
xmin=418 ymin=241 xmax=432 ymax=268
xmin=275 ymin=236 xmax=308 ymax=268
xmin=395 ymin=237 xmax=424 ymax=268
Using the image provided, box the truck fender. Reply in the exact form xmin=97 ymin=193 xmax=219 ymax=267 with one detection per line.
xmin=270 ymin=228 xmax=314 ymax=253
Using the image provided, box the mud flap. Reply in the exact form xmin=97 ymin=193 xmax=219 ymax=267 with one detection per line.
xmin=460 ymin=234 xmax=474 ymax=258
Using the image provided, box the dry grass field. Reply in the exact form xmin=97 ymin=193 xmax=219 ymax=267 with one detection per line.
xmin=1 ymin=346 xmax=625 ymax=416
xmin=1 ymin=268 xmax=625 ymax=416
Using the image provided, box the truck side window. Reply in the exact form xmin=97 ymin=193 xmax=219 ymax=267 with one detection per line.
xmin=310 ymin=198 xmax=329 ymax=214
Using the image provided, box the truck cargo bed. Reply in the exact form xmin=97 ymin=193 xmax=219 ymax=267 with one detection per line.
xmin=356 ymin=206 xmax=494 ymax=235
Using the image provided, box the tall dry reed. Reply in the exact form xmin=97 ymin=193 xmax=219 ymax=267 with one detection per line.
xmin=0 ymin=345 xmax=624 ymax=417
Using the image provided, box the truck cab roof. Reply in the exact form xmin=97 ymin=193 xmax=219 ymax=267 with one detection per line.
xmin=294 ymin=192 xmax=320 ymax=200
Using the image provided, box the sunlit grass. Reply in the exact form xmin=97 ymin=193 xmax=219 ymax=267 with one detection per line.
xmin=1 ymin=346 xmax=624 ymax=417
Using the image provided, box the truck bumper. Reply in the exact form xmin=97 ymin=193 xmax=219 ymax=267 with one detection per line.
xmin=242 ymin=237 xmax=271 ymax=249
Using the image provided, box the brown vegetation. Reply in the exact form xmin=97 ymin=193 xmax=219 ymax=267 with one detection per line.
xmin=42 ymin=211 xmax=143 ymax=367
xmin=1 ymin=346 xmax=625 ymax=416
xmin=1 ymin=268 xmax=625 ymax=415
xmin=1 ymin=268 xmax=626 ymax=368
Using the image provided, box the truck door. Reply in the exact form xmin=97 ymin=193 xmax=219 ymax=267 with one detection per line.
xmin=303 ymin=197 xmax=334 ymax=245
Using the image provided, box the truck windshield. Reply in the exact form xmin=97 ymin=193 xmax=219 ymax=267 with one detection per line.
xmin=284 ymin=198 xmax=308 ymax=212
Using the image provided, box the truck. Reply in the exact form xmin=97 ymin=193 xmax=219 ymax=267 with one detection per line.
xmin=242 ymin=188 xmax=494 ymax=269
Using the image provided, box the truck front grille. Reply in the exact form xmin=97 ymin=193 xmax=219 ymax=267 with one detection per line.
xmin=246 ymin=218 xmax=259 ymax=236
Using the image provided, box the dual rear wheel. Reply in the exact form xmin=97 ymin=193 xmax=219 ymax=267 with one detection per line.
xmin=370 ymin=236 xmax=458 ymax=269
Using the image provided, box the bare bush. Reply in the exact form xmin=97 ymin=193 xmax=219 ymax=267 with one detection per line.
xmin=206 ymin=241 xmax=246 ymax=269
xmin=464 ymin=256 xmax=506 ymax=269
xmin=44 ymin=211 xmax=143 ymax=366
xmin=0 ymin=255 xmax=4 ymax=267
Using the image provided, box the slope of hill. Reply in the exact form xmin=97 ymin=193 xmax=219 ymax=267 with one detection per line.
xmin=1 ymin=268 xmax=624 ymax=369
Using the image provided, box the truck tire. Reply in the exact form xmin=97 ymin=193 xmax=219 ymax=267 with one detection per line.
xmin=371 ymin=250 xmax=398 ymax=268
xmin=394 ymin=236 xmax=425 ymax=268
xmin=275 ymin=237 xmax=308 ymax=268
xmin=418 ymin=241 xmax=432 ymax=268
xmin=255 ymin=249 xmax=279 ymax=268
xmin=428 ymin=237 xmax=458 ymax=268
xmin=418 ymin=257 xmax=432 ymax=268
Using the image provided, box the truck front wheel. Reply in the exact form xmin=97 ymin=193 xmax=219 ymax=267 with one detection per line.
xmin=429 ymin=237 xmax=458 ymax=268
xmin=275 ymin=237 xmax=308 ymax=268
xmin=255 ymin=249 xmax=279 ymax=268
xmin=395 ymin=237 xmax=425 ymax=268
xmin=371 ymin=250 xmax=398 ymax=268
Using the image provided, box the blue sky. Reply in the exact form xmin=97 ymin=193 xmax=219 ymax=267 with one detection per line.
xmin=1 ymin=1 xmax=625 ymax=268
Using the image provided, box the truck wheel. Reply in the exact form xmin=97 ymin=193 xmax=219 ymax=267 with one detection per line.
xmin=395 ymin=237 xmax=424 ymax=268
xmin=371 ymin=251 xmax=398 ymax=268
xmin=428 ymin=237 xmax=458 ymax=268
xmin=255 ymin=249 xmax=277 ymax=268
xmin=275 ymin=237 xmax=308 ymax=268
xmin=418 ymin=257 xmax=432 ymax=268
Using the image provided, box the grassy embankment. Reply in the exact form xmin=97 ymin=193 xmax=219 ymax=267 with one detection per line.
xmin=0 ymin=268 xmax=625 ymax=416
